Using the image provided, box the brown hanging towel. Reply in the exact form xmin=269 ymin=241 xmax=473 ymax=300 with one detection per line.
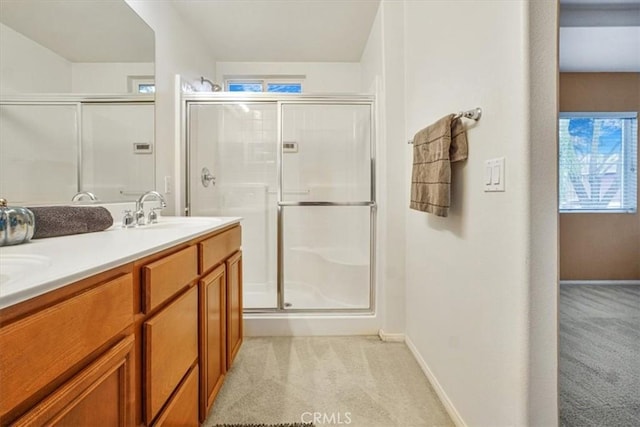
xmin=409 ymin=114 xmax=468 ymax=217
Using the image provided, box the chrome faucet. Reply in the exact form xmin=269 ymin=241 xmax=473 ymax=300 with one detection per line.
xmin=71 ymin=191 xmax=98 ymax=202
xmin=135 ymin=191 xmax=167 ymax=226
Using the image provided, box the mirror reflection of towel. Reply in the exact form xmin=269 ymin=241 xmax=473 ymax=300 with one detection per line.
xmin=410 ymin=114 xmax=468 ymax=217
xmin=28 ymin=206 xmax=113 ymax=239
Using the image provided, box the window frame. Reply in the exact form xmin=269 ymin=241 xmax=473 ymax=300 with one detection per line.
xmin=558 ymin=111 xmax=638 ymax=214
xmin=225 ymin=78 xmax=304 ymax=93
xmin=127 ymin=75 xmax=155 ymax=94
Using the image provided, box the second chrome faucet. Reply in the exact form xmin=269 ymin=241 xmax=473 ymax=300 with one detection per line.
xmin=134 ymin=191 xmax=167 ymax=226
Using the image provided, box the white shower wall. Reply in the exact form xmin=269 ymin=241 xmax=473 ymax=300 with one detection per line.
xmin=218 ymin=105 xmax=277 ymax=296
xmin=189 ymin=103 xmax=278 ymax=302
xmin=281 ymin=104 xmax=371 ymax=309
xmin=281 ymin=104 xmax=371 ymax=202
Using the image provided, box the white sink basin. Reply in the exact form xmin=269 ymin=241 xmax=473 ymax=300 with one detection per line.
xmin=0 ymin=254 xmax=52 ymax=290
xmin=129 ymin=217 xmax=223 ymax=230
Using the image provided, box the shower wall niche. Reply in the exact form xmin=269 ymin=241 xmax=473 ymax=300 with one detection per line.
xmin=186 ymin=95 xmax=374 ymax=313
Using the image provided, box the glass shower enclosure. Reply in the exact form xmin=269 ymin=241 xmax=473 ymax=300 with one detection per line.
xmin=185 ymin=94 xmax=375 ymax=312
xmin=0 ymin=95 xmax=154 ymax=204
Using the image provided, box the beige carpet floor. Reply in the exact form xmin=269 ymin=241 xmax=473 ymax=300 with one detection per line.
xmin=203 ymin=336 xmax=453 ymax=427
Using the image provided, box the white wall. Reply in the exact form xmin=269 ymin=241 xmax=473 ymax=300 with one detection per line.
xmin=0 ymin=23 xmax=71 ymax=94
xmin=216 ymin=62 xmax=361 ymax=93
xmin=360 ymin=1 xmax=406 ymax=335
xmin=71 ymin=62 xmax=154 ymax=93
xmin=0 ymin=22 xmax=154 ymax=95
xmin=401 ymin=0 xmax=557 ymax=425
xmin=527 ymin=1 xmax=559 ymax=425
xmin=125 ymin=0 xmax=217 ymax=215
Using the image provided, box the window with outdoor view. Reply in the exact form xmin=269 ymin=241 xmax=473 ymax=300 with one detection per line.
xmin=226 ymin=79 xmax=303 ymax=93
xmin=559 ymin=112 xmax=638 ymax=213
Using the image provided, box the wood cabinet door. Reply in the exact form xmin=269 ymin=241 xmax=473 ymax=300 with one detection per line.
xmin=198 ymin=264 xmax=226 ymax=421
xmin=144 ymin=286 xmax=198 ymax=424
xmin=225 ymin=251 xmax=243 ymax=369
xmin=13 ymin=335 xmax=135 ymax=427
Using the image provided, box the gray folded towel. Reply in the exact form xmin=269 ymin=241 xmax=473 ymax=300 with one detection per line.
xmin=28 ymin=206 xmax=113 ymax=239
xmin=410 ymin=114 xmax=468 ymax=217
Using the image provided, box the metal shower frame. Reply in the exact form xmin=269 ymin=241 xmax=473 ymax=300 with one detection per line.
xmin=0 ymin=94 xmax=154 ymax=196
xmin=182 ymin=92 xmax=376 ymax=314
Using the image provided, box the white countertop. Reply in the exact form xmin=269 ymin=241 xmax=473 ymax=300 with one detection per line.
xmin=0 ymin=216 xmax=241 ymax=309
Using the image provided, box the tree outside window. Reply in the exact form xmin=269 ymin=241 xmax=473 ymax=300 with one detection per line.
xmin=559 ymin=113 xmax=637 ymax=213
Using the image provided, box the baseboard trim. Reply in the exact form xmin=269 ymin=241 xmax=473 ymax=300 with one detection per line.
xmin=377 ymin=329 xmax=405 ymax=342
xmin=560 ymin=280 xmax=640 ymax=286
xmin=405 ymin=336 xmax=467 ymax=427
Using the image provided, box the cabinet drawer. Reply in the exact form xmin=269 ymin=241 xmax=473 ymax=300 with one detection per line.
xmin=13 ymin=335 xmax=135 ymax=427
xmin=0 ymin=273 xmax=133 ymax=421
xmin=143 ymin=245 xmax=198 ymax=313
xmin=153 ymin=365 xmax=199 ymax=427
xmin=199 ymin=226 xmax=241 ymax=274
xmin=144 ymin=286 xmax=198 ymax=424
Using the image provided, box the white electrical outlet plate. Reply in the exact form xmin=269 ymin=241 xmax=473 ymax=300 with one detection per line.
xmin=484 ymin=158 xmax=505 ymax=192
xmin=164 ymin=176 xmax=172 ymax=194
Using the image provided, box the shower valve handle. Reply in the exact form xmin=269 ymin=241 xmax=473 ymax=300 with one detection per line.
xmin=201 ymin=167 xmax=216 ymax=187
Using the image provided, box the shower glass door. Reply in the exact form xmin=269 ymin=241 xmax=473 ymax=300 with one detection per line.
xmin=0 ymin=103 xmax=79 ymax=203
xmin=186 ymin=97 xmax=375 ymax=312
xmin=188 ymin=102 xmax=278 ymax=309
xmin=279 ymin=103 xmax=374 ymax=310
xmin=81 ymin=103 xmax=154 ymax=201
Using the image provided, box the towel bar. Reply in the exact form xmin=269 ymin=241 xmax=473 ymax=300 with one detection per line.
xmin=408 ymin=107 xmax=482 ymax=144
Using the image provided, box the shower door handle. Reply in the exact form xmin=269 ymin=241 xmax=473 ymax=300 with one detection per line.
xmin=201 ymin=167 xmax=216 ymax=187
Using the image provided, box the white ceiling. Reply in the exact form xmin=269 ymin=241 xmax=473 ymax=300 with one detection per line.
xmin=560 ymin=27 xmax=640 ymax=71
xmin=560 ymin=0 xmax=640 ymax=71
xmin=561 ymin=0 xmax=640 ymax=5
xmin=170 ymin=0 xmax=381 ymax=62
xmin=0 ymin=0 xmax=154 ymax=63
xmin=1 ymin=0 xmax=634 ymax=71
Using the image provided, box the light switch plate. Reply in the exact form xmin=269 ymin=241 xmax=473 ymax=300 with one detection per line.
xmin=484 ymin=157 xmax=505 ymax=192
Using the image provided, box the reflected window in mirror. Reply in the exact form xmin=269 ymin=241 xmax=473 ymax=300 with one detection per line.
xmin=128 ymin=76 xmax=155 ymax=94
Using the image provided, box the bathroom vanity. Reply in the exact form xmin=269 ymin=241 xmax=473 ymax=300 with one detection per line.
xmin=0 ymin=217 xmax=242 ymax=426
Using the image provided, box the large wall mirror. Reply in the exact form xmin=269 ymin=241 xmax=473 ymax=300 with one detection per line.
xmin=0 ymin=0 xmax=155 ymax=205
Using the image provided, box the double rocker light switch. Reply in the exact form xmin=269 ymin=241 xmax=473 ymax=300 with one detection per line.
xmin=484 ymin=157 xmax=505 ymax=192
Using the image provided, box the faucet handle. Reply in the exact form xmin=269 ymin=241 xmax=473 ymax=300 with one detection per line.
xmin=148 ymin=207 xmax=162 ymax=224
xmin=122 ymin=210 xmax=135 ymax=228
xmin=134 ymin=208 xmax=146 ymax=226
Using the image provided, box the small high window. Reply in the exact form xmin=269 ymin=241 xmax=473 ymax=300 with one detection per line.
xmin=559 ymin=112 xmax=638 ymax=213
xmin=227 ymin=81 xmax=263 ymax=92
xmin=226 ymin=79 xmax=303 ymax=93
xmin=136 ymin=83 xmax=156 ymax=94
xmin=128 ymin=76 xmax=155 ymax=94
